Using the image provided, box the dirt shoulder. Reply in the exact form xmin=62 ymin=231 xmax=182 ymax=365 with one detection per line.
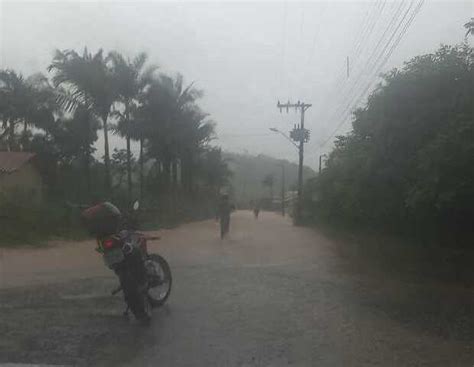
xmin=0 ymin=238 xmax=107 ymax=289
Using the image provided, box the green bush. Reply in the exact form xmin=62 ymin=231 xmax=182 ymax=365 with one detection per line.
xmin=303 ymin=44 xmax=474 ymax=245
xmin=0 ymin=193 xmax=86 ymax=246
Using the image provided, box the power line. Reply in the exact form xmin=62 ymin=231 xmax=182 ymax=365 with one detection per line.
xmin=352 ymin=0 xmax=387 ymax=66
xmin=306 ymin=2 xmax=328 ymax=66
xmin=319 ymin=4 xmax=418 ymax=149
xmin=336 ymin=2 xmax=382 ymax=79
xmin=318 ymin=0 xmax=424 ymax=149
xmin=334 ymin=0 xmax=419 ymax=127
xmin=312 ymin=0 xmax=408 ymax=152
xmin=328 ymin=1 xmax=415 ymax=132
xmin=314 ymin=1 xmax=387 ymax=122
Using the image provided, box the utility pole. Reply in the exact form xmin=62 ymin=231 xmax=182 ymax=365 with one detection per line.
xmin=277 ymin=100 xmax=312 ymax=222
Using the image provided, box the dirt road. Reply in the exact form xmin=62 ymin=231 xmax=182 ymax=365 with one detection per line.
xmin=0 ymin=211 xmax=473 ymax=366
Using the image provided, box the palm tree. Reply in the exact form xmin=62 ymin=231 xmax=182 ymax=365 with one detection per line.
xmin=0 ymin=70 xmax=25 ymax=149
xmin=465 ymin=18 xmax=474 ymax=37
xmin=108 ymin=51 xmax=158 ymax=202
xmin=48 ymin=48 xmax=119 ymax=192
xmin=177 ymin=105 xmax=215 ymax=193
xmin=140 ymin=73 xmax=203 ymax=191
xmin=61 ymin=108 xmax=100 ymax=193
xmin=0 ymin=70 xmax=55 ymax=151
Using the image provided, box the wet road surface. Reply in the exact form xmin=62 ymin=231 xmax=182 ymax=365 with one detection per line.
xmin=1 ymin=211 xmax=473 ymax=366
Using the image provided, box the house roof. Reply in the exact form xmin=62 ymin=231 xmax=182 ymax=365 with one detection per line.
xmin=0 ymin=152 xmax=36 ymax=174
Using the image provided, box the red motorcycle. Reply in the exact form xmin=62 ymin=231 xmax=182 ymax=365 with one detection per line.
xmin=82 ymin=201 xmax=172 ymax=322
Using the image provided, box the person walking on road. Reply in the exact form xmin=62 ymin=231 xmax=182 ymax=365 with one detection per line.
xmin=253 ymin=202 xmax=260 ymax=219
xmin=217 ymin=194 xmax=234 ymax=239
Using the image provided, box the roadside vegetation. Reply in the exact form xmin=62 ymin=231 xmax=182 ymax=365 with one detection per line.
xmin=0 ymin=48 xmax=232 ymax=246
xmin=303 ymin=39 xmax=474 ymax=246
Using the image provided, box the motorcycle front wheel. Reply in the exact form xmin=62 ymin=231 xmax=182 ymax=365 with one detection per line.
xmin=145 ymin=254 xmax=172 ymax=307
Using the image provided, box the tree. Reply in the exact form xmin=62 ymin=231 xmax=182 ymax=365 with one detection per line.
xmin=177 ymin=105 xmax=215 ymax=193
xmin=305 ymin=43 xmax=474 ymax=240
xmin=23 ymin=107 xmax=100 ymax=198
xmin=465 ymin=17 xmax=474 ymax=37
xmin=111 ymin=148 xmax=135 ymax=190
xmin=48 ymin=48 xmax=119 ymax=192
xmin=0 ymin=70 xmax=55 ymax=151
xmin=198 ymin=147 xmax=232 ymax=195
xmin=58 ymin=108 xmax=100 ymax=192
xmin=140 ymin=73 xmax=203 ymax=191
xmin=109 ymin=51 xmax=158 ymax=202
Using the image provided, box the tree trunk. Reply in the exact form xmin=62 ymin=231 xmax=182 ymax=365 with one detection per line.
xmin=21 ymin=120 xmax=28 ymax=151
xmin=126 ymin=135 xmax=132 ymax=202
xmin=172 ymin=160 xmax=178 ymax=189
xmin=84 ymin=116 xmax=92 ymax=199
xmin=182 ymin=152 xmax=194 ymax=195
xmin=182 ymin=156 xmax=188 ymax=193
xmin=84 ymin=150 xmax=91 ymax=197
xmin=125 ymin=103 xmax=132 ymax=204
xmin=102 ymin=113 xmax=111 ymax=194
xmin=171 ymin=159 xmax=178 ymax=216
xmin=162 ymin=158 xmax=172 ymax=215
xmin=163 ymin=158 xmax=171 ymax=192
xmin=139 ymin=137 xmax=144 ymax=202
xmin=8 ymin=119 xmax=15 ymax=151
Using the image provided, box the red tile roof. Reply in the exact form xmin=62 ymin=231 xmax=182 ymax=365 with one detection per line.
xmin=0 ymin=152 xmax=36 ymax=174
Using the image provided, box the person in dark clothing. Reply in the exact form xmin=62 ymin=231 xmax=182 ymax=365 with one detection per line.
xmin=253 ymin=202 xmax=260 ymax=219
xmin=217 ymin=194 xmax=234 ymax=239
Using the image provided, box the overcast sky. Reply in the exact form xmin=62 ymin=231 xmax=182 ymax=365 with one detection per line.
xmin=1 ymin=0 xmax=472 ymax=168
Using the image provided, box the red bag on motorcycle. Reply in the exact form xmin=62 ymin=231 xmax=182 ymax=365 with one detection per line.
xmin=81 ymin=202 xmax=121 ymax=237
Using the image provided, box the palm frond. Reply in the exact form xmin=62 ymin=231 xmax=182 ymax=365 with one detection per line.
xmin=133 ymin=52 xmax=148 ymax=72
xmin=465 ymin=18 xmax=474 ymax=37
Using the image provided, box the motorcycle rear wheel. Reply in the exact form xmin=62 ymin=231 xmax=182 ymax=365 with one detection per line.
xmin=145 ymin=254 xmax=172 ymax=307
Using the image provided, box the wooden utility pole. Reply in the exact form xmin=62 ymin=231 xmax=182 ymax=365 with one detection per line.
xmin=277 ymin=100 xmax=312 ymax=222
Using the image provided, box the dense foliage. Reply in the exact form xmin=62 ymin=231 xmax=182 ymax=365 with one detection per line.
xmin=304 ymin=43 xmax=474 ymax=243
xmin=0 ymin=48 xmax=232 ymax=243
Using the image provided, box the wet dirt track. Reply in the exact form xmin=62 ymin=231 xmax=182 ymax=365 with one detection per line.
xmin=0 ymin=211 xmax=473 ymax=366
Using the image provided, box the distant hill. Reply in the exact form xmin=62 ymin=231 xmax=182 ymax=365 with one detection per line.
xmin=223 ymin=152 xmax=316 ymax=206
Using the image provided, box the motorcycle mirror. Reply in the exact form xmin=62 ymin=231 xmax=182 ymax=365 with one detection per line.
xmin=133 ymin=200 xmax=140 ymax=211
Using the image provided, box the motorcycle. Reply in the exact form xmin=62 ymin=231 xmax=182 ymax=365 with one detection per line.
xmin=83 ymin=201 xmax=172 ymax=322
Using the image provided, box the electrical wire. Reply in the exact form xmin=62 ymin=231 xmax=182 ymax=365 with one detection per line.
xmin=318 ymin=0 xmax=425 ymax=149
xmin=313 ymin=1 xmax=386 ymax=122
xmin=308 ymin=0 xmax=406 ymax=155
xmin=328 ymin=1 xmax=415 ymax=133
xmin=306 ymin=2 xmax=328 ymax=66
